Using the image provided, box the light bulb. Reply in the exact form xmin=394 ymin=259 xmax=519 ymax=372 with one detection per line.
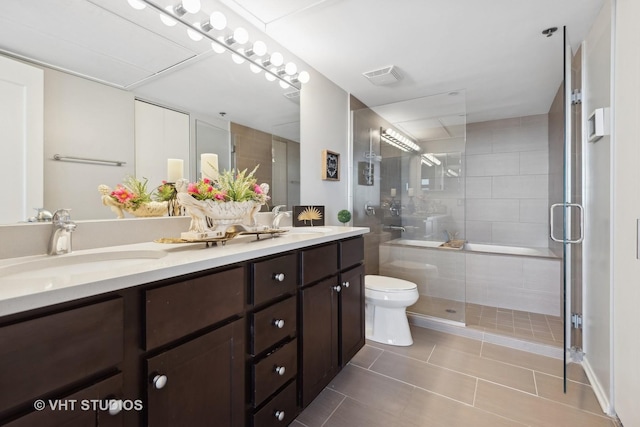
xmin=182 ymin=0 xmax=201 ymax=14
xmin=248 ymin=41 xmax=267 ymax=57
xmin=284 ymin=62 xmax=297 ymax=76
xmin=233 ymin=27 xmax=249 ymax=45
xmin=127 ymin=0 xmax=146 ymax=10
xmin=265 ymin=72 xmax=276 ymax=82
xmin=231 ymin=49 xmax=245 ymax=64
xmin=210 ymin=11 xmax=227 ymax=30
xmin=297 ymin=71 xmax=310 ymax=83
xmin=187 ymin=23 xmax=203 ymax=41
xmin=160 ymin=6 xmax=177 ymax=26
xmin=279 ymin=80 xmax=290 ymax=89
xmin=211 ymin=39 xmax=226 ymax=53
xmin=269 ymin=52 xmax=284 ymax=67
xmin=249 ymin=64 xmax=261 ymax=73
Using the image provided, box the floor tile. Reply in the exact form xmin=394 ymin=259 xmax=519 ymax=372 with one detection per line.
xmin=535 ymin=372 xmax=604 ymax=416
xmin=475 ymin=380 xmax=615 ymax=427
xmin=429 ymin=345 xmax=537 ymax=394
xmin=349 ymin=344 xmax=383 ymax=369
xmin=295 ymin=388 xmax=345 ymax=427
xmin=370 ymin=351 xmax=477 ymax=404
xmin=323 ymin=397 xmax=403 ymax=427
xmin=328 ymin=364 xmax=414 ymax=416
xmin=399 ymin=387 xmax=526 ymax=427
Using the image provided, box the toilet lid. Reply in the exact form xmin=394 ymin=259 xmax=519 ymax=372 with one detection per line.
xmin=365 ymin=275 xmax=417 ymax=292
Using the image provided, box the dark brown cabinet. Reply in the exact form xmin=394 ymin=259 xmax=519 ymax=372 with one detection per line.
xmin=146 ymin=319 xmax=244 ymax=427
xmin=0 ymin=234 xmax=366 ymax=427
xmin=299 ymin=237 xmax=365 ymax=408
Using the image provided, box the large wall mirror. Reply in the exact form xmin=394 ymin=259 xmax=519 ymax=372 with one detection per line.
xmin=0 ymin=0 xmax=300 ymax=222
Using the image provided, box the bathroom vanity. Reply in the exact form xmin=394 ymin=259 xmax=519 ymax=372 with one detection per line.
xmin=0 ymin=226 xmax=367 ymax=426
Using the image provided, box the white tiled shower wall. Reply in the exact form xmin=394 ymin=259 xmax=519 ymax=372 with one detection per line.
xmin=465 ymin=115 xmax=549 ymax=247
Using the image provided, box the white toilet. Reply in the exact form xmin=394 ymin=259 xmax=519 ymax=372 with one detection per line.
xmin=365 ymin=275 xmax=419 ymax=346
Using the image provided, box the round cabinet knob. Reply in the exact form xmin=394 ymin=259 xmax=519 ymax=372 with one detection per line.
xmin=152 ymin=374 xmax=168 ymax=390
xmin=343 ymin=281 xmax=350 ymax=288
xmin=333 ymin=285 xmax=342 ymax=293
xmin=273 ymin=319 xmax=285 ymax=329
xmin=272 ymin=273 xmax=285 ymax=282
xmin=274 ymin=366 xmax=286 ymax=376
xmin=274 ymin=410 xmax=286 ymax=421
xmin=108 ymin=399 xmax=123 ymax=416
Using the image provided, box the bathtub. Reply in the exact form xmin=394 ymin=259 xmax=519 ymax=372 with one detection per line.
xmin=381 ymin=239 xmax=562 ymax=316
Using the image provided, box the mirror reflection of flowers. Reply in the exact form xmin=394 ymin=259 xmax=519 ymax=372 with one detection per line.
xmin=107 ymin=176 xmax=153 ymax=210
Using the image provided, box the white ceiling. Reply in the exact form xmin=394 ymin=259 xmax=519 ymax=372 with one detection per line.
xmin=0 ymin=0 xmax=605 ymax=140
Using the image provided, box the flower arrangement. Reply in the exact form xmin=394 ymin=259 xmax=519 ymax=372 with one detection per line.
xmin=186 ymin=165 xmax=270 ymax=205
xmin=107 ymin=176 xmax=154 ymax=211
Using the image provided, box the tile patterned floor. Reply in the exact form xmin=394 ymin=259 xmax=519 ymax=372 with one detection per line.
xmin=408 ymin=296 xmax=563 ymax=348
xmin=293 ymin=326 xmax=619 ymax=427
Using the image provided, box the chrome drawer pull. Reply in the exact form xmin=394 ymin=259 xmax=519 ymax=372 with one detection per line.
xmin=107 ymin=399 xmax=122 ymax=416
xmin=152 ymin=374 xmax=168 ymax=390
xmin=272 ymin=273 xmax=285 ymax=282
xmin=343 ymin=281 xmax=350 ymax=288
xmin=274 ymin=366 xmax=286 ymax=376
xmin=274 ymin=410 xmax=285 ymax=421
xmin=333 ymin=285 xmax=341 ymax=293
xmin=273 ymin=319 xmax=285 ymax=329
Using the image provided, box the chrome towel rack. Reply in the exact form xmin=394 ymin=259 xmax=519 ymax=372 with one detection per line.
xmin=53 ymin=154 xmax=126 ymax=167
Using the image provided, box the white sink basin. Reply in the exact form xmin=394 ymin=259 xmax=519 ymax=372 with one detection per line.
xmin=0 ymin=250 xmax=168 ymax=280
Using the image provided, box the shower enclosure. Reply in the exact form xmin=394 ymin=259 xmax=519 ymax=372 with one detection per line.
xmin=352 ymin=91 xmax=468 ymax=325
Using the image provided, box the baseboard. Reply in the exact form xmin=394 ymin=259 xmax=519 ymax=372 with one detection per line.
xmin=581 ymin=356 xmax=614 ymax=416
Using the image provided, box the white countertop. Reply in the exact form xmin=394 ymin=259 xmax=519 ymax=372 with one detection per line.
xmin=0 ymin=226 xmax=368 ymax=317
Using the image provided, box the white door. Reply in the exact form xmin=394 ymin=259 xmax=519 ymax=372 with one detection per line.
xmin=0 ymin=55 xmax=43 ymax=223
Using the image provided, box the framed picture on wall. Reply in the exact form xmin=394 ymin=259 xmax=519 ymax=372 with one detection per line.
xmin=321 ymin=150 xmax=340 ymax=181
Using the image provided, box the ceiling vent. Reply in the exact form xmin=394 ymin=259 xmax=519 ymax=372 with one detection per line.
xmin=284 ymin=90 xmax=300 ymax=103
xmin=363 ymin=65 xmax=402 ymax=85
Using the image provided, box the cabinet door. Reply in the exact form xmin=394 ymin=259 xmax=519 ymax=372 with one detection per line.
xmin=146 ymin=319 xmax=244 ymax=427
xmin=300 ymin=277 xmax=339 ymax=407
xmin=340 ymin=264 xmax=365 ymax=365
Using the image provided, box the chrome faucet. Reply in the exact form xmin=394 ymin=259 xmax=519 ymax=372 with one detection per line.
xmin=271 ymin=205 xmax=290 ymax=229
xmin=48 ymin=209 xmax=77 ymax=255
xmin=384 ymin=225 xmax=406 ymax=232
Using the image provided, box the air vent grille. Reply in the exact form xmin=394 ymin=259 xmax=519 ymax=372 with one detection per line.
xmin=363 ymin=65 xmax=402 ymax=85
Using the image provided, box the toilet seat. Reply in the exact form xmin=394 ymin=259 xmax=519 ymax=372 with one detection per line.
xmin=365 ymin=275 xmax=417 ymax=292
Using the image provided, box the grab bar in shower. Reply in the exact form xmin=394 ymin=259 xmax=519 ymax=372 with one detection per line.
xmin=53 ymin=154 xmax=127 ymax=166
xmin=550 ymin=203 xmax=584 ymax=244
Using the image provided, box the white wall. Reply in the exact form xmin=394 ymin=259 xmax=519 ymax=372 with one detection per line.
xmin=582 ymin=0 xmax=613 ymax=414
xmin=299 ymin=71 xmax=350 ymax=225
xmin=613 ymin=0 xmax=640 ymax=424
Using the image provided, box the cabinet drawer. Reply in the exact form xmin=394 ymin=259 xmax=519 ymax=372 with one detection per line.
xmin=145 ymin=267 xmax=244 ymax=350
xmin=252 ymin=381 xmax=297 ymax=427
xmin=0 ymin=298 xmax=123 ymax=413
xmin=301 ymin=243 xmax=338 ymax=285
xmin=252 ymin=296 xmax=296 ymax=355
xmin=253 ymin=339 xmax=297 ymax=406
xmin=252 ymin=253 xmax=297 ymax=306
xmin=340 ymin=236 xmax=364 ymax=270
xmin=4 ymin=373 xmax=124 ymax=427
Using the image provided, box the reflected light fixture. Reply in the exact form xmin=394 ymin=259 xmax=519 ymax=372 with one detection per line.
xmin=127 ymin=0 xmax=146 ymax=10
xmin=381 ymin=128 xmax=420 ymax=152
xmin=423 ymin=153 xmax=441 ymax=165
xmin=127 ymin=0 xmax=309 ymax=89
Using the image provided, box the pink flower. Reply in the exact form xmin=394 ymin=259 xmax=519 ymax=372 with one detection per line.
xmin=187 ymin=183 xmax=199 ymax=194
xmin=214 ymin=191 xmax=227 ymax=201
xmin=253 ymin=184 xmax=262 ymax=194
xmin=207 ymin=185 xmax=214 ymax=193
xmin=203 ymin=178 xmax=211 ymax=184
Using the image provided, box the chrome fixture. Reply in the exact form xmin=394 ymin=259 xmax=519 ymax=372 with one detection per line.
xmin=53 ymin=154 xmax=126 ymax=167
xmin=380 ymin=127 xmax=420 ymax=153
xmin=128 ymin=0 xmax=309 ymax=90
xmin=364 ymin=202 xmax=376 ymax=216
xmin=48 ymin=209 xmax=77 ymax=255
xmin=271 ymin=205 xmax=290 ymax=229
xmin=389 ymin=200 xmax=401 ymax=216
xmin=384 ymin=225 xmax=406 ymax=232
xmin=27 ymin=208 xmax=53 ymax=223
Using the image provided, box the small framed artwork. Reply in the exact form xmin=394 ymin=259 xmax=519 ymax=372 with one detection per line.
xmin=321 ymin=150 xmax=340 ymax=181
xmin=293 ymin=205 xmax=325 ymax=227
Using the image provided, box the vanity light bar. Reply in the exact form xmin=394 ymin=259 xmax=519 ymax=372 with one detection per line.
xmin=422 ymin=153 xmax=441 ymax=166
xmin=131 ymin=0 xmax=309 ymax=89
xmin=381 ymin=128 xmax=420 ymax=153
